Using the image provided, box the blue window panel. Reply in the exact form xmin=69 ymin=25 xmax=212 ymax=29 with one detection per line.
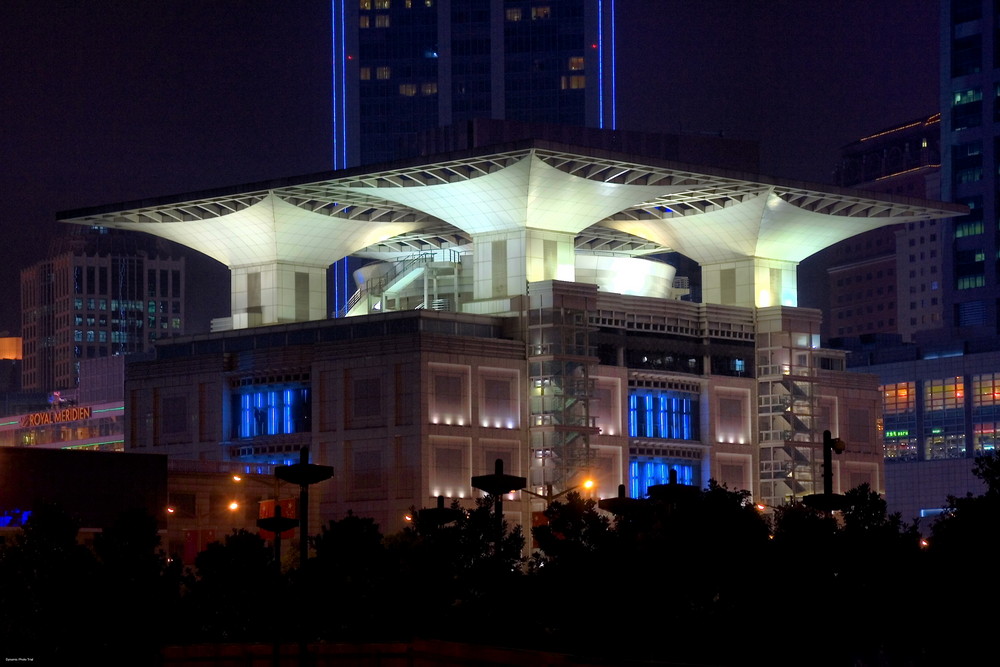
xmin=629 ymin=458 xmax=695 ymax=498
xmin=627 ymin=389 xmax=699 ymax=441
xmin=234 ymin=385 xmax=311 ymax=439
xmin=644 ymin=394 xmax=654 ymax=438
xmin=628 ymin=394 xmax=638 ymax=437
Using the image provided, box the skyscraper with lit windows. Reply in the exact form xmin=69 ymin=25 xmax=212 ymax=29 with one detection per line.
xmin=331 ymin=0 xmax=618 ymax=168
xmin=20 ymin=229 xmax=185 ymax=392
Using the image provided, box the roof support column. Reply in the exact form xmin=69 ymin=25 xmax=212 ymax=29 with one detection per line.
xmin=701 ymin=257 xmax=799 ymax=308
xmin=471 ymin=229 xmax=576 ymax=301
xmin=230 ymin=262 xmax=328 ymax=329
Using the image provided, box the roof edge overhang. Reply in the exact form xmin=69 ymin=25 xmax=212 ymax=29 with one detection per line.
xmin=57 ymin=137 xmax=968 ymax=224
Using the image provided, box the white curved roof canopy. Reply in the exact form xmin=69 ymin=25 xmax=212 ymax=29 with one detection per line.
xmin=59 ymin=141 xmax=965 ymax=269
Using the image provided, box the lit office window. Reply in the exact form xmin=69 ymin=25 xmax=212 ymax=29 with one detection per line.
xmin=560 ymin=75 xmax=586 ymax=90
xmin=923 ymin=377 xmax=966 ymax=460
xmin=532 ymin=6 xmax=551 ymax=19
xmin=360 ymin=0 xmax=372 ymax=9
xmin=376 ymin=66 xmax=391 ymax=80
xmin=955 ymin=220 xmax=984 ymax=237
xmin=883 ymin=382 xmax=915 ymax=414
xmin=375 ymin=14 xmax=390 ymax=27
xmin=421 ymin=82 xmax=438 ymax=95
xmin=568 ymin=56 xmax=584 ymax=71
xmin=360 ymin=67 xmax=371 ymax=80
xmin=374 ymin=0 xmax=390 ymax=8
xmin=953 ymin=87 xmax=982 ymax=106
xmin=924 ymin=377 xmax=964 ymax=411
xmin=399 ymin=83 xmax=417 ymax=96
xmin=506 ymin=8 xmax=522 ymax=21
xmin=359 ymin=15 xmax=370 ymax=28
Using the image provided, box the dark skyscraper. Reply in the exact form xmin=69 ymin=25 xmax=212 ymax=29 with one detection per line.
xmin=941 ymin=0 xmax=998 ymax=338
xmin=331 ymin=0 xmax=618 ymax=168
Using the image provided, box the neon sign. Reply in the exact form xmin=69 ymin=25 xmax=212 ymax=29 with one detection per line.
xmin=20 ymin=406 xmax=93 ymax=428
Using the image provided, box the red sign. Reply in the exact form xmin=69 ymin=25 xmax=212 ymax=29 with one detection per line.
xmin=20 ymin=406 xmax=93 ymax=428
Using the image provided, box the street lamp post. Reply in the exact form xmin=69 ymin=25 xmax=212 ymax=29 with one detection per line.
xmin=471 ymin=458 xmax=526 ymax=537
xmin=233 ymin=470 xmax=296 ymax=568
xmin=274 ymin=446 xmax=333 ymax=571
xmin=803 ymin=430 xmax=847 ymax=514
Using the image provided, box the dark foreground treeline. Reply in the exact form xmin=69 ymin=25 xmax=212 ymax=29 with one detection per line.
xmin=3 ymin=457 xmax=999 ymax=666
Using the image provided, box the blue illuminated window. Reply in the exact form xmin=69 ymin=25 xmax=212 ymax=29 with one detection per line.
xmin=627 ymin=389 xmax=698 ymax=440
xmin=232 ymin=385 xmax=311 ymax=439
xmin=629 ymin=459 xmax=695 ymax=499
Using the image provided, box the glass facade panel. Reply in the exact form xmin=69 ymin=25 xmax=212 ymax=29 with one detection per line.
xmin=923 ymin=377 xmax=966 ymax=459
xmin=882 ymin=382 xmax=918 ymax=460
xmin=973 ymin=373 xmax=1000 ymax=453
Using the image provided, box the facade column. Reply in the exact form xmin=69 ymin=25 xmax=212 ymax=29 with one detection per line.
xmin=230 ymin=262 xmax=328 ymax=329
xmin=471 ymin=229 xmax=577 ymax=301
xmin=701 ymin=257 xmax=799 ymax=308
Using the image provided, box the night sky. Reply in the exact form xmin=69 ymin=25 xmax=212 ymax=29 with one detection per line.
xmin=1 ymin=1 xmax=940 ymax=336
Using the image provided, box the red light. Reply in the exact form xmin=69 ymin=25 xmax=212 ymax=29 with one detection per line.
xmin=591 ymin=43 xmax=598 ymax=49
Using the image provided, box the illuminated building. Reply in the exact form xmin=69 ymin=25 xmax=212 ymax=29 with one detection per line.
xmin=61 ymin=136 xmax=962 ymax=525
xmin=20 ymin=229 xmax=186 ymax=392
xmin=332 ymin=0 xmax=618 ymax=168
xmin=0 ymin=401 xmax=125 ymax=452
xmin=804 ymin=1 xmax=1000 ymax=522
xmin=820 ymin=113 xmax=943 ymax=342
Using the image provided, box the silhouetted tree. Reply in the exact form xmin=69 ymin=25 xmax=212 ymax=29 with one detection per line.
xmin=306 ymin=511 xmax=394 ymax=641
xmin=93 ymin=507 xmax=182 ymax=660
xmin=922 ymin=454 xmax=1000 ymax=664
xmin=0 ymin=503 xmax=102 ymax=660
xmin=182 ymin=529 xmax=286 ymax=642
xmin=387 ymin=496 xmax=525 ymax=644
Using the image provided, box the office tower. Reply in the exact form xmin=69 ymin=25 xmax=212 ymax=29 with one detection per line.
xmin=941 ymin=0 xmax=999 ymax=338
xmin=820 ymin=113 xmax=943 ymax=342
xmin=331 ymin=0 xmax=618 ymax=167
xmin=20 ymin=229 xmax=185 ymax=392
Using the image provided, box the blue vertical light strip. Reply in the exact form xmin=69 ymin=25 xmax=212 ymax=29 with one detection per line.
xmin=643 ymin=394 xmax=656 ymax=438
xmin=596 ymin=0 xmax=617 ymax=130
xmin=331 ymin=2 xmax=339 ymax=168
xmin=340 ymin=0 xmax=347 ymax=168
xmin=268 ymin=391 xmax=278 ymax=435
xmin=597 ymin=0 xmax=604 ymax=128
xmin=609 ymin=0 xmax=617 ymax=129
xmin=628 ymin=394 xmax=637 ymax=437
xmin=241 ymin=394 xmax=251 ymax=438
xmin=332 ymin=0 xmax=348 ymax=169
